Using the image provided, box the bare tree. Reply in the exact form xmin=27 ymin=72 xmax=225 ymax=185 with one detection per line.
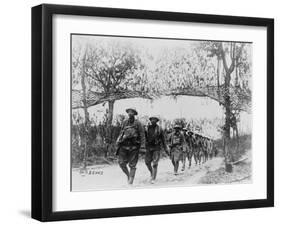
xmin=197 ymin=41 xmax=248 ymax=172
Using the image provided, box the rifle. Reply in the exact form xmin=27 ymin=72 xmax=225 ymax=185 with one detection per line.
xmin=115 ymin=130 xmax=124 ymax=156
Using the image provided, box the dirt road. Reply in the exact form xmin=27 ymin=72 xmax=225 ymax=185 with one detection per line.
xmin=72 ymin=156 xmax=224 ymax=191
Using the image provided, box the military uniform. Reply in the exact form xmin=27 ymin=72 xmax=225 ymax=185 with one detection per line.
xmin=116 ymin=116 xmax=145 ymax=184
xmin=145 ymin=123 xmax=167 ymax=182
xmin=183 ymin=130 xmax=193 ymax=169
xmin=168 ymin=127 xmax=186 ymax=174
xmin=181 ymin=129 xmax=188 ymax=171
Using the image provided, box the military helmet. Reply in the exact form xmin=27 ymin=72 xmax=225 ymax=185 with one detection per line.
xmin=149 ymin=116 xmax=159 ymax=122
xmin=125 ymin=108 xmax=138 ymax=115
xmin=187 ymin=131 xmax=194 ymax=135
xmin=173 ymin=124 xmax=182 ymax=129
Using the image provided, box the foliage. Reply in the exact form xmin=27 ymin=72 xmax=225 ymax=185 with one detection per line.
xmin=72 ymin=38 xmax=252 ymax=112
xmin=83 ymin=42 xmax=143 ymax=93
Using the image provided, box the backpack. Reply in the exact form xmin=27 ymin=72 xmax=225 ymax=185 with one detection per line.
xmin=170 ymin=132 xmax=182 ymax=146
xmin=146 ymin=125 xmax=161 ymax=145
xmin=122 ymin=125 xmax=139 ymax=140
xmin=116 ymin=121 xmax=139 ymax=145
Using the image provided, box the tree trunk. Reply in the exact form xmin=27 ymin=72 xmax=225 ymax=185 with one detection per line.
xmin=217 ymin=56 xmax=221 ymax=100
xmin=105 ymin=100 xmax=115 ymax=154
xmin=81 ymin=56 xmax=90 ymax=125
xmin=234 ymin=123 xmax=240 ymax=152
xmin=224 ymin=71 xmax=233 ymax=172
xmin=107 ymin=100 xmax=115 ymax=126
xmin=220 ymin=42 xmax=236 ymax=173
xmin=219 ymin=42 xmax=246 ymax=172
xmin=81 ymin=56 xmax=90 ymax=169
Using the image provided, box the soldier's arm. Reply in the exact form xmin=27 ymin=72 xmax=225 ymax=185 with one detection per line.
xmin=119 ymin=121 xmax=125 ymax=134
xmin=116 ymin=121 xmax=126 ymax=143
xmin=162 ymin=130 xmax=171 ymax=156
xmin=181 ymin=133 xmax=188 ymax=151
xmin=121 ymin=120 xmax=128 ymax=130
xmin=167 ymin=133 xmax=173 ymax=149
xmin=138 ymin=122 xmax=146 ymax=149
xmin=144 ymin=126 xmax=148 ymax=141
xmin=160 ymin=129 xmax=168 ymax=150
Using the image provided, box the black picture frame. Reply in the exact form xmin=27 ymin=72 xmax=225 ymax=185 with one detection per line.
xmin=31 ymin=3 xmax=274 ymax=222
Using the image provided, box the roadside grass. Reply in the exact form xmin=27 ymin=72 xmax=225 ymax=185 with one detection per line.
xmin=214 ymin=134 xmax=251 ymax=161
xmin=200 ymin=134 xmax=252 ymax=184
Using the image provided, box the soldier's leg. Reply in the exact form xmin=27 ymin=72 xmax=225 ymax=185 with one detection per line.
xmin=118 ymin=148 xmax=129 ymax=180
xmin=181 ymin=152 xmax=186 ymax=171
xmin=196 ymin=149 xmax=200 ymax=164
xmin=210 ymin=150 xmax=213 ymax=159
xmin=209 ymin=149 xmax=213 ymax=159
xmin=188 ymin=152 xmax=192 ymax=168
xmin=202 ymin=149 xmax=205 ymax=163
xmin=170 ymin=150 xmax=175 ymax=167
xmin=174 ymin=150 xmax=180 ymax=175
xmin=145 ymin=149 xmax=153 ymax=177
xmin=194 ymin=149 xmax=198 ymax=165
xmin=214 ymin=148 xmax=218 ymax=157
xmin=198 ymin=152 xmax=201 ymax=165
xmin=186 ymin=150 xmax=190 ymax=168
xmin=151 ymin=150 xmax=160 ymax=181
xmin=128 ymin=147 xmax=139 ymax=184
xmin=202 ymin=149 xmax=206 ymax=163
xmin=174 ymin=160 xmax=179 ymax=174
xmin=170 ymin=150 xmax=177 ymax=175
xmin=202 ymin=150 xmax=205 ymax=163
xmin=171 ymin=155 xmax=175 ymax=167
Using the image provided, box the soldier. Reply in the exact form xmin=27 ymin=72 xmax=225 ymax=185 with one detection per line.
xmin=185 ymin=131 xmax=195 ymax=168
xmin=116 ymin=108 xmax=145 ymax=185
xmin=181 ymin=127 xmax=188 ymax=171
xmin=145 ymin=116 xmax=169 ymax=184
xmin=194 ymin=134 xmax=204 ymax=165
xmin=168 ymin=124 xmax=186 ymax=175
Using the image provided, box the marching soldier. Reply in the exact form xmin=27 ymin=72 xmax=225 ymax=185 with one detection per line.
xmin=183 ymin=128 xmax=194 ymax=169
xmin=168 ymin=124 xmax=186 ymax=175
xmin=145 ymin=116 xmax=169 ymax=184
xmin=116 ymin=108 xmax=146 ymax=185
xmin=181 ymin=127 xmax=188 ymax=171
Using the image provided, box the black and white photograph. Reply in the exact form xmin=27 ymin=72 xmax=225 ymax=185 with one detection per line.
xmin=0 ymin=0 xmax=277 ymax=224
xmin=71 ymin=34 xmax=252 ymax=191
xmin=29 ymin=3 xmax=274 ymax=222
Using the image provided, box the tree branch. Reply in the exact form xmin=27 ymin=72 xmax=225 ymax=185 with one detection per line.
xmin=220 ymin=43 xmax=229 ymax=74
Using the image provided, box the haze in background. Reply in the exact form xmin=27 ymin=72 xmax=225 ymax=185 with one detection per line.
xmin=73 ymin=95 xmax=251 ymax=139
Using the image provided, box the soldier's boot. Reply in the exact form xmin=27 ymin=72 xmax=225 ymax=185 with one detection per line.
xmin=151 ymin=166 xmax=157 ymax=184
xmin=119 ymin=163 xmax=130 ymax=180
xmin=128 ymin=168 xmax=136 ymax=185
xmin=174 ymin=162 xmax=179 ymax=175
xmin=171 ymin=158 xmax=175 ymax=167
xmin=145 ymin=162 xmax=153 ymax=178
xmin=181 ymin=159 xmax=186 ymax=171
